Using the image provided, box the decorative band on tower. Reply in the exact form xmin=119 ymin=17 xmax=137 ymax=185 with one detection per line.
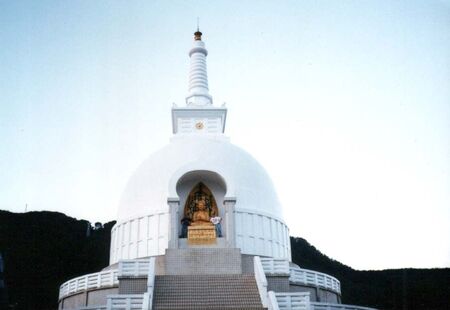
xmin=186 ymin=30 xmax=213 ymax=106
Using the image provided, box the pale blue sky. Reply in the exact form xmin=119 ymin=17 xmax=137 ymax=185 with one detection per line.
xmin=1 ymin=1 xmax=449 ymax=270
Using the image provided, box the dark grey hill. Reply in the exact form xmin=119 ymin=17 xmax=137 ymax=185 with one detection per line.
xmin=0 ymin=210 xmax=448 ymax=310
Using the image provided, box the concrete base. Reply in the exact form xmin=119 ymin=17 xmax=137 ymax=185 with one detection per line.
xmin=165 ymin=248 xmax=242 ymax=275
xmin=119 ymin=278 xmax=147 ymax=294
xmin=267 ymin=276 xmax=290 ymax=292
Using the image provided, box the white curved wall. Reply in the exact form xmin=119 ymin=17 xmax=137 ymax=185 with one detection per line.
xmin=109 ymin=207 xmax=291 ymax=264
xmin=110 ymin=211 xmax=169 ymax=263
xmin=235 ymin=209 xmax=291 ymax=260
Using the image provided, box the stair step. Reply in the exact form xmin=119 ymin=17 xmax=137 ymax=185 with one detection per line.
xmin=153 ymin=274 xmax=265 ymax=310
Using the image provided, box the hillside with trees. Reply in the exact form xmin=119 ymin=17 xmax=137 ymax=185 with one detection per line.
xmin=0 ymin=210 xmax=448 ymax=310
xmin=290 ymin=237 xmax=450 ymax=309
xmin=0 ymin=210 xmax=114 ymax=310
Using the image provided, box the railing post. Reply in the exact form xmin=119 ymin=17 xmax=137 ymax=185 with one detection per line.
xmin=133 ymin=260 xmax=138 ymax=276
xmin=254 ymin=256 xmax=269 ymax=308
xmin=304 ymin=292 xmax=311 ymax=310
xmin=224 ymin=197 xmax=236 ymax=247
xmin=106 ymin=296 xmax=112 ymax=310
xmin=145 ymin=257 xmax=156 ymax=310
xmin=268 ymin=291 xmax=280 ymax=310
xmin=167 ymin=197 xmax=180 ymax=249
xmin=142 ymin=293 xmax=150 ymax=310
xmin=118 ymin=260 xmax=124 ymax=277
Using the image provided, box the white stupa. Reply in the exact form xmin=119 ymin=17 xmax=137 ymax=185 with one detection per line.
xmin=58 ymin=29 xmax=377 ymax=310
xmin=110 ymin=28 xmax=290 ymax=263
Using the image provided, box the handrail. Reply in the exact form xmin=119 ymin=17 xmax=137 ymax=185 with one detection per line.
xmin=59 ymin=269 xmax=118 ymax=299
xmin=119 ymin=259 xmax=151 ymax=277
xmin=106 ymin=294 xmax=144 ymax=310
xmin=275 ymin=292 xmax=311 ymax=310
xmin=254 ymin=256 xmax=269 ymax=308
xmin=258 ymin=257 xmax=341 ymax=295
xmin=268 ymin=291 xmax=280 ymax=310
xmin=260 ymin=257 xmax=290 ymax=275
xmin=142 ymin=257 xmax=156 ymax=310
xmin=311 ymin=302 xmax=377 ymax=310
xmin=289 ymin=266 xmax=341 ymax=294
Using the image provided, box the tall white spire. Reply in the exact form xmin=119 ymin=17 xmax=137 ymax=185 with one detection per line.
xmin=171 ymin=29 xmax=226 ymax=135
xmin=185 ymin=29 xmax=212 ymax=106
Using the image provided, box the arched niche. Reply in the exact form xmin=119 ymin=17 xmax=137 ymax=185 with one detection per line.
xmin=183 ymin=182 xmax=219 ymax=220
xmin=175 ymin=170 xmax=227 ymax=231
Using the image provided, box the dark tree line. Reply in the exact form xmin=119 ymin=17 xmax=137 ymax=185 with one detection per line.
xmin=0 ymin=210 xmax=114 ymax=310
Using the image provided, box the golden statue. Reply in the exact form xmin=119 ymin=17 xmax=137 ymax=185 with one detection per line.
xmin=183 ymin=182 xmax=218 ymax=223
xmin=183 ymin=183 xmax=219 ymax=243
xmin=191 ymin=198 xmax=213 ymax=226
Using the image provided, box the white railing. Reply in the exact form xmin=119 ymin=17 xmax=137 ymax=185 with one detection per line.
xmin=59 ymin=269 xmax=118 ymax=299
xmin=254 ymin=256 xmax=269 ymax=308
xmin=261 ymin=257 xmax=290 ymax=275
xmin=142 ymin=293 xmax=151 ymax=310
xmin=289 ymin=266 xmax=341 ymax=294
xmin=268 ymin=290 xmax=280 ymax=310
xmin=80 ymin=306 xmax=107 ymax=310
xmin=142 ymin=257 xmax=156 ymax=310
xmin=275 ymin=292 xmax=311 ymax=310
xmin=259 ymin=258 xmax=341 ymax=295
xmin=118 ymin=259 xmax=152 ymax=277
xmin=311 ymin=302 xmax=377 ymax=310
xmin=106 ymin=295 xmax=144 ymax=310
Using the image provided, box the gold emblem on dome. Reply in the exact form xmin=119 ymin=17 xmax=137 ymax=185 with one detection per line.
xmin=195 ymin=122 xmax=204 ymax=130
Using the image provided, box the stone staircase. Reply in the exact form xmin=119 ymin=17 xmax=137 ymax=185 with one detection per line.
xmin=152 ymin=274 xmax=266 ymax=309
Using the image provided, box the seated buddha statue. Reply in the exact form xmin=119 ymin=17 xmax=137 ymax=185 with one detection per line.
xmin=190 ymin=198 xmax=213 ymax=226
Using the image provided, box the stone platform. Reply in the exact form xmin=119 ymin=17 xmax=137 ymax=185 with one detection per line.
xmin=164 ymin=248 xmax=242 ymax=275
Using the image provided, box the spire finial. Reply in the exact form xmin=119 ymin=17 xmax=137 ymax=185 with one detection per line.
xmin=194 ymin=18 xmax=202 ymax=41
xmin=186 ymin=22 xmax=212 ymax=106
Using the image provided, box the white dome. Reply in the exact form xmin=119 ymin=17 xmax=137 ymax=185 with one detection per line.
xmin=117 ymin=135 xmax=284 ymax=223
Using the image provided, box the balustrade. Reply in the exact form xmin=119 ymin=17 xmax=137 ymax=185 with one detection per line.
xmin=260 ymin=257 xmax=290 ymax=274
xmin=259 ymin=258 xmax=341 ymax=295
xmin=118 ymin=259 xmax=151 ymax=277
xmin=289 ymin=267 xmax=341 ymax=294
xmin=275 ymin=292 xmax=311 ymax=310
xmin=106 ymin=295 xmax=144 ymax=310
xmin=59 ymin=270 xmax=118 ymax=299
